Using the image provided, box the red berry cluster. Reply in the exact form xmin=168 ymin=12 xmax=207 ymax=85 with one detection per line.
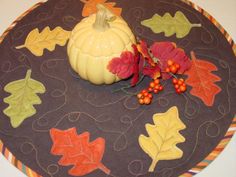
xmin=137 ymin=79 xmax=163 ymax=105
xmin=172 ymin=78 xmax=187 ymax=94
xmin=137 ymin=90 xmax=152 ymax=105
xmin=137 ymin=59 xmax=188 ymax=105
xmin=165 ymin=60 xmax=180 ymax=74
xmin=148 ymin=79 xmax=163 ymax=93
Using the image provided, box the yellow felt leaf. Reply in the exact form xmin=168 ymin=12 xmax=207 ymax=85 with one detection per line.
xmin=141 ymin=11 xmax=201 ymax=38
xmin=16 ymin=26 xmax=71 ymax=56
xmin=139 ymin=106 xmax=186 ymax=172
xmin=3 ymin=70 xmax=46 ymax=128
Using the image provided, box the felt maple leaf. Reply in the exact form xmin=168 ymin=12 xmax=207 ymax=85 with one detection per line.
xmin=143 ymin=65 xmax=161 ymax=80
xmin=137 ymin=40 xmax=156 ymax=67
xmin=50 ymin=127 xmax=110 ymax=176
xmin=150 ymin=42 xmax=191 ymax=79
xmin=107 ymin=51 xmax=137 ymax=79
xmin=80 ymin=0 xmax=122 ymax=17
xmin=108 ymin=44 xmax=144 ymax=86
xmin=185 ymin=51 xmax=221 ymax=106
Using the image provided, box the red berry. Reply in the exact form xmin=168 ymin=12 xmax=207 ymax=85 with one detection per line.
xmin=167 ymin=59 xmax=174 ymax=66
xmin=153 ymin=89 xmax=159 ymax=94
xmin=180 ymin=85 xmax=187 ymax=92
xmin=175 ymin=84 xmax=179 ymax=89
xmin=178 ymin=79 xmax=184 ymax=85
xmin=154 ymin=85 xmax=160 ymax=90
xmin=165 ymin=68 xmax=170 ymax=72
xmin=159 ymin=85 xmax=163 ymax=91
xmin=139 ymin=99 xmax=144 ymax=105
xmin=149 ymin=82 xmax=155 ymax=88
xmin=175 ymin=63 xmax=180 ymax=70
xmin=170 ymin=65 xmax=177 ymax=73
xmin=144 ymin=92 xmax=149 ymax=97
xmin=141 ymin=89 xmax=148 ymax=94
xmin=137 ymin=93 xmax=143 ymax=99
xmin=172 ymin=78 xmax=178 ymax=84
xmin=148 ymin=93 xmax=153 ymax=99
xmin=144 ymin=97 xmax=151 ymax=105
xmin=176 ymin=89 xmax=181 ymax=94
xmin=179 ymin=78 xmax=184 ymax=82
xmin=154 ymin=79 xmax=160 ymax=85
xmin=148 ymin=87 xmax=153 ymax=92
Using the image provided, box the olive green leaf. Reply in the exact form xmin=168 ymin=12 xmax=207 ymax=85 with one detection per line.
xmin=16 ymin=26 xmax=71 ymax=56
xmin=141 ymin=11 xmax=201 ymax=38
xmin=139 ymin=106 xmax=186 ymax=172
xmin=3 ymin=70 xmax=46 ymax=128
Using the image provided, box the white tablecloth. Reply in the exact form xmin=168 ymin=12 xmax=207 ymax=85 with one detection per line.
xmin=0 ymin=0 xmax=236 ymax=177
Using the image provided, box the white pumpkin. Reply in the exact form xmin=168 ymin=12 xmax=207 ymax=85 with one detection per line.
xmin=67 ymin=4 xmax=136 ymax=85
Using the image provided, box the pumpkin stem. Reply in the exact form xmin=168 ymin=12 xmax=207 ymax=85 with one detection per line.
xmin=93 ymin=4 xmax=116 ymax=31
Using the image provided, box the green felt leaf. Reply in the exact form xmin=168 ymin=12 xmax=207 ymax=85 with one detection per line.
xmin=141 ymin=11 xmax=201 ymax=38
xmin=3 ymin=70 xmax=46 ymax=128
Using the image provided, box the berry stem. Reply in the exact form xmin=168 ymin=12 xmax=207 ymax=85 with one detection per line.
xmin=148 ymin=49 xmax=160 ymax=63
xmin=112 ymin=75 xmax=145 ymax=95
xmin=162 ymin=71 xmax=178 ymax=79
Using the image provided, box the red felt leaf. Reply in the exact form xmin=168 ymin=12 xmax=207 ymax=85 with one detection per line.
xmin=130 ymin=44 xmax=145 ymax=86
xmin=107 ymin=44 xmax=144 ymax=86
xmin=185 ymin=51 xmax=222 ymax=106
xmin=143 ymin=65 xmax=161 ymax=79
xmin=137 ymin=40 xmax=155 ymax=67
xmin=50 ymin=127 xmax=110 ymax=176
xmin=150 ymin=42 xmax=191 ymax=79
xmin=107 ymin=51 xmax=136 ymax=79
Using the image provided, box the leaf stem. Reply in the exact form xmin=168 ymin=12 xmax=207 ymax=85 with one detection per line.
xmin=149 ymin=159 xmax=159 ymax=172
xmin=190 ymin=51 xmax=196 ymax=60
xmin=98 ymin=163 xmax=111 ymax=175
xmin=162 ymin=71 xmax=177 ymax=79
xmin=191 ymin=23 xmax=201 ymax=28
xmin=15 ymin=45 xmax=26 ymax=49
xmin=25 ymin=69 xmax=32 ymax=81
xmin=80 ymin=0 xmax=88 ymax=4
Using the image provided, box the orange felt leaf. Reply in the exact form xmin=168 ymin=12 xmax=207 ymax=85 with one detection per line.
xmin=80 ymin=0 xmax=122 ymax=17
xmin=50 ymin=127 xmax=110 ymax=176
xmin=185 ymin=51 xmax=221 ymax=106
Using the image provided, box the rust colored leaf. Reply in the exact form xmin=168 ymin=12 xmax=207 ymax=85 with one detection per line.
xmin=50 ymin=127 xmax=110 ymax=176
xmin=185 ymin=51 xmax=222 ymax=106
xmin=80 ymin=0 xmax=122 ymax=17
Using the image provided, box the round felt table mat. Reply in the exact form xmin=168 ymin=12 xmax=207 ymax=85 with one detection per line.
xmin=0 ymin=0 xmax=236 ymax=177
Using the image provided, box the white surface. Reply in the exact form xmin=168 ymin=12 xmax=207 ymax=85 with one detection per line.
xmin=0 ymin=0 xmax=236 ymax=177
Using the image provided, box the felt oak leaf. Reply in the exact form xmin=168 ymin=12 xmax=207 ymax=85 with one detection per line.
xmin=185 ymin=52 xmax=222 ymax=106
xmin=16 ymin=26 xmax=71 ymax=56
xmin=3 ymin=70 xmax=46 ymax=128
xmin=150 ymin=42 xmax=191 ymax=79
xmin=50 ymin=127 xmax=110 ymax=176
xmin=80 ymin=0 xmax=122 ymax=17
xmin=141 ymin=11 xmax=201 ymax=38
xmin=139 ymin=106 xmax=186 ymax=172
